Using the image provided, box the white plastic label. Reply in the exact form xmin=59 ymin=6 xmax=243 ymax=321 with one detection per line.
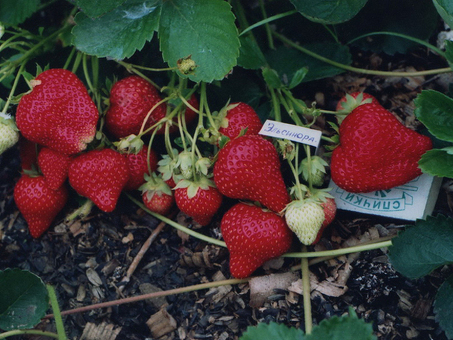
xmin=259 ymin=120 xmax=322 ymax=148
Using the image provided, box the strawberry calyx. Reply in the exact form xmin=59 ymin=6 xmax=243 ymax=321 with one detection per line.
xmin=114 ymin=134 xmax=144 ymax=154
xmin=139 ymin=173 xmax=173 ymax=199
xmin=336 ymin=92 xmax=374 ymax=115
xmin=300 ymin=155 xmax=328 ymax=187
xmin=173 ymin=176 xmax=216 ymax=199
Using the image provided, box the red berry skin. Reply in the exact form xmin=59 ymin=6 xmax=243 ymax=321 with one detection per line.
xmin=331 ymin=103 xmax=433 ymax=193
xmin=123 ymin=146 xmax=158 ymax=191
xmin=38 ymin=147 xmax=72 ymax=190
xmin=213 ymin=135 xmax=290 ymax=213
xmin=142 ymin=191 xmax=174 ymax=216
xmin=218 ymin=102 xmax=262 ymax=140
xmin=14 ymin=175 xmax=68 ymax=238
xmin=221 ymin=203 xmax=293 ymax=278
xmin=174 ymin=185 xmax=223 ymax=226
xmin=105 ymin=76 xmax=167 ymax=139
xmin=68 ymin=149 xmax=130 ymax=212
xmin=313 ymin=198 xmax=337 ymax=245
xmin=16 ymin=69 xmax=99 ymax=155
xmin=19 ymin=137 xmax=39 ymax=171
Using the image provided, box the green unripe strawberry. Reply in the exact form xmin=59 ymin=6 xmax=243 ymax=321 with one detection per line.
xmin=285 ymin=200 xmax=325 ymax=246
xmin=0 ymin=115 xmax=19 ymax=155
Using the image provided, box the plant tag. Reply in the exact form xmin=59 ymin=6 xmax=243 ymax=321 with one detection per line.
xmin=259 ymin=120 xmax=322 ymax=148
xmin=329 ymin=174 xmax=442 ymax=221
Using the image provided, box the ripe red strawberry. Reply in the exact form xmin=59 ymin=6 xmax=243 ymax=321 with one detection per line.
xmin=174 ymin=178 xmax=222 ymax=226
xmin=38 ymin=147 xmax=72 ymax=190
xmin=221 ymin=202 xmax=293 ymax=278
xmin=336 ymin=91 xmax=379 ymax=113
xmin=105 ymin=76 xmax=167 ymax=139
xmin=123 ymin=146 xmax=158 ymax=191
xmin=140 ymin=174 xmax=174 ymax=216
xmin=331 ymin=102 xmax=433 ymax=193
xmin=68 ymin=148 xmax=130 ymax=212
xmin=14 ymin=174 xmax=68 ymax=238
xmin=19 ymin=137 xmax=39 ymax=171
xmin=213 ymin=135 xmax=290 ymax=213
xmin=218 ymin=102 xmax=262 ymax=140
xmin=16 ymin=69 xmax=98 ymax=155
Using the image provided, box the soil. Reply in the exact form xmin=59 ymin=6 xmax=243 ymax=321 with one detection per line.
xmin=1 ymin=42 xmax=453 ymax=340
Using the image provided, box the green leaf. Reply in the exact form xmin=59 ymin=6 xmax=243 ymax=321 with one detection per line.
xmin=237 ymin=36 xmax=266 ymax=70
xmin=266 ymin=43 xmax=351 ymax=84
xmin=0 ymin=269 xmax=49 ymax=331
xmin=262 ymin=67 xmax=283 ymax=89
xmin=288 ymin=67 xmax=308 ymax=89
xmin=434 ymin=274 xmax=453 ymax=339
xmin=72 ymin=0 xmax=161 ymax=60
xmin=240 ymin=322 xmax=305 ymax=340
xmin=388 ymin=215 xmax=453 ymax=279
xmin=419 ymin=149 xmax=453 ymax=179
xmin=159 ymin=0 xmax=240 ymax=83
xmin=414 ymin=90 xmax=453 ymax=143
xmin=0 ymin=0 xmax=40 ymax=26
xmin=445 ymin=41 xmax=453 ymax=67
xmin=306 ymin=308 xmax=376 ymax=340
xmin=77 ymin=0 xmax=127 ymax=18
xmin=289 ymin=0 xmax=368 ymax=24
xmin=433 ymin=0 xmax=453 ymax=29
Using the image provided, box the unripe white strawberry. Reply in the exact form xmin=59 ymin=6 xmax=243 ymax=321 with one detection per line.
xmin=0 ymin=115 xmax=19 ymax=155
xmin=285 ymin=200 xmax=325 ymax=245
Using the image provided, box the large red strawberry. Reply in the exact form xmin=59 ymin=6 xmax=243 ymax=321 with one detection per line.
xmin=38 ymin=147 xmax=72 ymax=190
xmin=331 ymin=102 xmax=433 ymax=193
xmin=19 ymin=137 xmax=39 ymax=171
xmin=174 ymin=178 xmax=222 ymax=226
xmin=16 ymin=69 xmax=98 ymax=155
xmin=221 ymin=202 xmax=293 ymax=278
xmin=123 ymin=146 xmax=158 ymax=191
xmin=218 ymin=102 xmax=262 ymax=140
xmin=105 ymin=76 xmax=167 ymax=139
xmin=68 ymin=148 xmax=130 ymax=212
xmin=213 ymin=135 xmax=290 ymax=213
xmin=14 ymin=175 xmax=68 ymax=238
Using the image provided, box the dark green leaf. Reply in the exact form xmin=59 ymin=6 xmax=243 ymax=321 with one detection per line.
xmin=266 ymin=43 xmax=351 ymax=84
xmin=388 ymin=215 xmax=453 ymax=279
xmin=434 ymin=274 xmax=453 ymax=339
xmin=288 ymin=67 xmax=308 ymax=89
xmin=306 ymin=308 xmax=376 ymax=340
xmin=159 ymin=0 xmax=240 ymax=83
xmin=240 ymin=322 xmax=305 ymax=340
xmin=72 ymin=0 xmax=161 ymax=60
xmin=262 ymin=67 xmax=283 ymax=89
xmin=433 ymin=0 xmax=453 ymax=29
xmin=77 ymin=0 xmax=127 ymax=18
xmin=238 ymin=36 xmax=266 ymax=70
xmin=0 ymin=269 xmax=48 ymax=331
xmin=289 ymin=0 xmax=368 ymax=24
xmin=414 ymin=90 xmax=453 ymax=143
xmin=445 ymin=41 xmax=453 ymax=67
xmin=419 ymin=149 xmax=453 ymax=179
xmin=0 ymin=0 xmax=40 ymax=26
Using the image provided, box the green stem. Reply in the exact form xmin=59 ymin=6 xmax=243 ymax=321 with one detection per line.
xmin=47 ymin=285 xmax=67 ymax=340
xmin=270 ymin=87 xmax=282 ymax=122
xmin=273 ymin=31 xmax=452 ymax=77
xmin=239 ymin=10 xmax=297 ymax=37
xmin=301 ymin=245 xmax=313 ymax=334
xmin=283 ymin=239 xmax=393 ymax=258
xmin=0 ymin=330 xmax=59 ymax=339
xmin=116 ymin=60 xmax=161 ymax=90
xmin=1 ymin=61 xmax=26 ymax=114
xmin=126 ymin=194 xmax=227 ymax=247
xmin=48 ymin=278 xmax=248 ymax=318
xmin=258 ymin=0 xmax=274 ymax=49
xmin=304 ymin=144 xmax=313 ymax=192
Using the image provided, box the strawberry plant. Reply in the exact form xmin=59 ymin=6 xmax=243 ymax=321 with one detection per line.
xmin=2 ymin=0 xmax=453 ymax=339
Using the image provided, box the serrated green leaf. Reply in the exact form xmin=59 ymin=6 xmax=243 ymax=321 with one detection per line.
xmin=240 ymin=322 xmax=305 ymax=340
xmin=306 ymin=308 xmax=376 ymax=340
xmin=238 ymin=36 xmax=266 ymax=70
xmin=266 ymin=44 xmax=351 ymax=84
xmin=159 ymin=0 xmax=240 ymax=83
xmin=388 ymin=215 xmax=453 ymax=279
xmin=414 ymin=90 xmax=453 ymax=143
xmin=77 ymin=0 xmax=127 ymax=18
xmin=434 ymin=274 xmax=453 ymax=339
xmin=0 ymin=0 xmax=40 ymax=26
xmin=419 ymin=149 xmax=453 ymax=179
xmin=289 ymin=0 xmax=368 ymax=24
xmin=0 ymin=269 xmax=49 ymax=331
xmin=72 ymin=0 xmax=161 ymax=60
xmin=433 ymin=0 xmax=453 ymax=30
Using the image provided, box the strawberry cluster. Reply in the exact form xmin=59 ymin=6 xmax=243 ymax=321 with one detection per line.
xmin=8 ymin=69 xmax=432 ymax=280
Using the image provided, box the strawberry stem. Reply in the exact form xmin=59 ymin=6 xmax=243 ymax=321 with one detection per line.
xmin=0 ymin=330 xmax=59 ymax=339
xmin=301 ymin=245 xmax=313 ymax=334
xmin=47 ymin=285 xmax=68 ymax=340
